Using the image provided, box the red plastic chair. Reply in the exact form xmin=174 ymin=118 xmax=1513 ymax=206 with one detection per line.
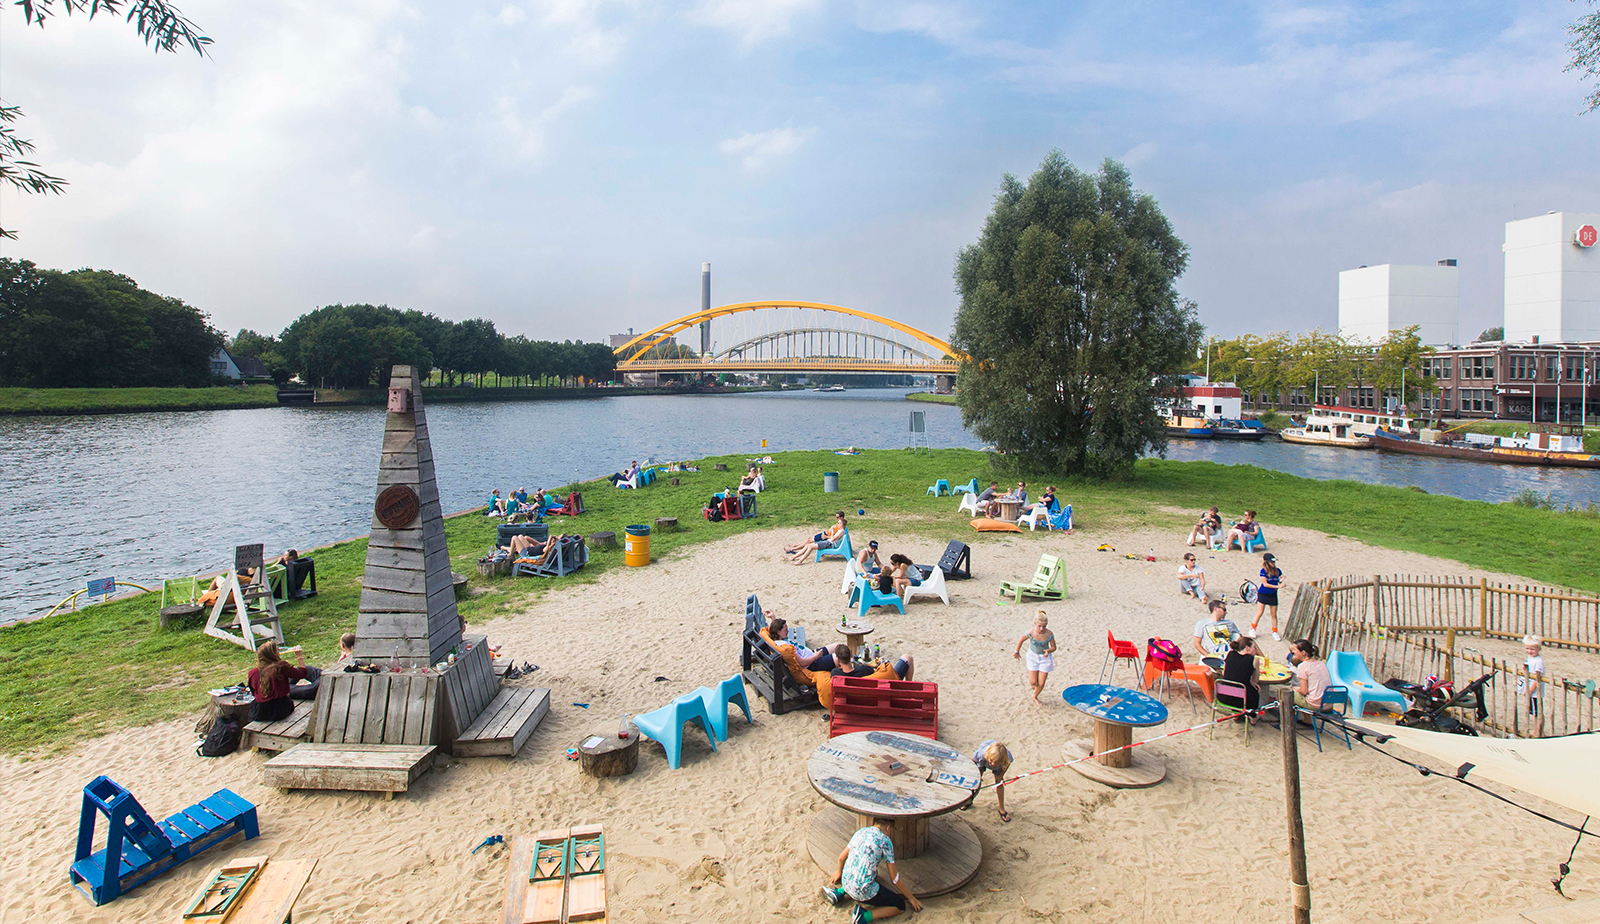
xmin=720 ymin=495 xmax=742 ymax=521
xmin=1101 ymin=631 xmax=1142 ymax=687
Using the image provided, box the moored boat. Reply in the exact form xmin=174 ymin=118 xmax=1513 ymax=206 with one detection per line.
xmin=1280 ymin=407 xmax=1374 ymax=448
xmin=1372 ymin=429 xmax=1600 ymax=469
xmin=1211 ymin=419 xmax=1266 ymax=441
xmin=1158 ymin=406 xmax=1213 ymax=439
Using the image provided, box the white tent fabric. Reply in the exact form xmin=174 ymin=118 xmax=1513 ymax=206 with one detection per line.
xmin=1350 ymin=722 xmax=1600 ymax=819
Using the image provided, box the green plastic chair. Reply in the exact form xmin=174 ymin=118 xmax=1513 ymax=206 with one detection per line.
xmin=997 ymin=554 xmax=1067 ymax=604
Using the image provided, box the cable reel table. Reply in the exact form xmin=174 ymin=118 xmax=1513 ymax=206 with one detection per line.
xmin=1060 ymin=683 xmax=1170 ymax=789
xmin=804 ymin=731 xmax=983 ymax=896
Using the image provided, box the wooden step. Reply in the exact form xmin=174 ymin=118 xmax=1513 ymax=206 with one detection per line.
xmin=242 ymin=700 xmax=314 ymax=753
xmin=263 ymin=743 xmax=436 ymax=797
xmin=455 ymin=688 xmax=551 ymax=758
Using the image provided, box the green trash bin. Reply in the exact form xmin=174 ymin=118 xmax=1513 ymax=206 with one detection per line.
xmin=823 ymin=472 xmax=839 ymax=493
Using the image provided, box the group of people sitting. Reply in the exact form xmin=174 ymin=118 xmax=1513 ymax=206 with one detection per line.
xmin=738 ymin=465 xmax=766 ymax=493
xmin=1185 ymin=506 xmax=1262 ymax=551
xmin=609 ymin=461 xmax=648 ymax=488
xmin=784 ymin=511 xmax=849 ymax=563
xmin=1189 ymin=598 xmax=1333 ymax=719
xmin=969 ymin=481 xmax=1058 ymax=519
xmin=853 ymin=541 xmax=927 ymax=596
xmin=759 ymin=614 xmax=915 ymax=712
xmin=488 ymin=487 xmax=563 ymax=519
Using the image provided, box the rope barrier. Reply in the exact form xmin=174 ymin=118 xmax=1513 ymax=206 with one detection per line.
xmin=988 ymin=708 xmax=1251 ymax=790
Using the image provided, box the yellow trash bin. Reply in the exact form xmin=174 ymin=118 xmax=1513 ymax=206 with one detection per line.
xmin=624 ymin=524 xmax=651 ymax=567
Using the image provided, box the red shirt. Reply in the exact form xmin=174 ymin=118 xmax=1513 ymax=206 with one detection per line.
xmin=247 ymin=664 xmax=309 ymax=702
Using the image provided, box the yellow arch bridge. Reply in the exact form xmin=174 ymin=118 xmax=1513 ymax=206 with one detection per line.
xmin=613 ymin=301 xmax=962 ymax=376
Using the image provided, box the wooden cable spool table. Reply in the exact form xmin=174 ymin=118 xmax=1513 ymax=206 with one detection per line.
xmin=211 ymin=690 xmax=256 ymax=723
xmin=577 ymin=726 xmax=639 ymax=778
xmin=836 ymin=620 xmax=875 ymax=655
xmin=805 ymin=731 xmax=982 ymax=896
xmin=159 ymin=603 xmax=203 ymax=629
xmin=1060 ymin=683 xmax=1170 ymax=789
xmin=994 ymin=498 xmax=1023 ymax=522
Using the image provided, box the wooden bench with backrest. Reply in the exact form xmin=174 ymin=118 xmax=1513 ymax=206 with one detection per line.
xmin=263 ymin=672 xmax=439 ymax=798
xmin=241 ymin=699 xmax=315 ymax=753
xmin=441 ymin=635 xmax=550 ymax=758
xmin=739 ymin=594 xmax=819 ymax=715
xmin=828 ymin=677 xmax=938 ymax=739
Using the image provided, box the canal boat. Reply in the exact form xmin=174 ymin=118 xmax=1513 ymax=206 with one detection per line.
xmin=812 ymin=385 xmax=846 ymax=392
xmin=1280 ymin=406 xmax=1374 ymax=448
xmin=1304 ymin=404 xmax=1425 ymax=437
xmin=1211 ymin=419 xmax=1266 ymax=441
xmin=1373 ymin=428 xmax=1600 ymax=469
xmin=1158 ymin=406 xmax=1213 ymax=439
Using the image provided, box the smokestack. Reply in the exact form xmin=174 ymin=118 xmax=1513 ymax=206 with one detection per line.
xmin=700 ymin=262 xmax=711 ymax=356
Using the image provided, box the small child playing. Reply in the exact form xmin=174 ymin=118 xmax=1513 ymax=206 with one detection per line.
xmin=1520 ymin=635 xmax=1545 ymax=732
xmin=973 ymin=740 xmax=1014 ymax=822
xmin=1248 ymin=553 xmax=1283 ymax=641
xmin=1013 ymin=611 xmax=1057 ymax=705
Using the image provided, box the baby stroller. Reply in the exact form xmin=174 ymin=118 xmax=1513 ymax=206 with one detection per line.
xmin=1385 ymin=673 xmax=1492 ymax=736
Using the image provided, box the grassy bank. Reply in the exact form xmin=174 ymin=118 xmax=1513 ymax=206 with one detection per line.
xmin=0 ymin=385 xmax=281 ymax=416
xmin=906 ymin=392 xmax=958 ymax=405
xmin=2 ymin=449 xmax=1595 ymax=756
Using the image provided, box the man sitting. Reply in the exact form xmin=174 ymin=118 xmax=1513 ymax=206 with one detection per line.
xmin=831 ymin=644 xmax=914 ymax=682
xmin=855 ymin=540 xmax=883 ymax=575
xmin=976 ymin=481 xmax=1000 ymax=516
xmin=1192 ymin=599 xmax=1240 ymax=659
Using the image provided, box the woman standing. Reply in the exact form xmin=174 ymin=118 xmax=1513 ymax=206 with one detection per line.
xmin=1248 ymin=553 xmax=1283 ymax=641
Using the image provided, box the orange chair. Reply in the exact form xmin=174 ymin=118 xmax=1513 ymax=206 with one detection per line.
xmin=1144 ymin=647 xmax=1210 ymax=715
xmin=1101 ymin=631 xmax=1142 ymax=687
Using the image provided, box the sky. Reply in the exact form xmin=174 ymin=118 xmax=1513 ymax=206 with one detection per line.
xmin=2 ymin=0 xmax=1597 ymax=346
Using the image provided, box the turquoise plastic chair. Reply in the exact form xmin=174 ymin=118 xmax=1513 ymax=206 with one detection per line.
xmin=1241 ymin=525 xmax=1267 ymax=553
xmin=848 ymin=575 xmax=907 ymax=617
xmin=632 ymin=692 xmax=719 ymax=769
xmin=816 ymin=527 xmax=852 ymax=563
xmin=1328 ymin=652 xmax=1409 ymax=717
xmin=1298 ymin=686 xmax=1352 ymax=752
xmin=951 ymin=479 xmax=979 ymax=496
xmin=926 ymin=479 xmax=950 ymax=496
xmin=695 ymin=674 xmax=754 ymax=742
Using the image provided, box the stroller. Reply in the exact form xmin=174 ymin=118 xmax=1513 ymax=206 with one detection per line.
xmin=1384 ymin=673 xmax=1493 ymax=736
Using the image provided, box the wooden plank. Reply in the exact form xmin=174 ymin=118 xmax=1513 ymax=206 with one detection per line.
xmin=382 ymin=430 xmax=418 ymax=454
xmin=361 ymin=675 xmax=391 ymax=744
xmin=376 ymin=467 xmax=422 ymax=487
xmin=317 ymin=675 xmax=355 ymax=744
xmin=230 ymin=857 xmax=317 ymax=924
xmin=364 ymin=546 xmax=426 ymax=572
xmin=363 ymin=564 xmax=431 ymax=594
xmin=565 ymin=824 xmax=606 ymax=922
xmin=369 ymin=528 xmax=427 ymax=551
xmin=499 ymin=835 xmax=535 ymax=924
xmin=355 ymin=612 xmax=430 ymax=639
xmin=402 ymin=676 xmax=431 ymax=746
xmin=344 ymin=674 xmax=373 ymax=745
xmin=359 ymin=588 xmax=430 ymax=614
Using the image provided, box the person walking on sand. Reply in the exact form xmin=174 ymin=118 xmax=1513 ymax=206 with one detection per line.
xmin=1013 ymin=611 xmax=1057 ymax=704
xmin=1247 ymin=553 xmax=1284 ymax=640
xmin=822 ymin=819 xmax=924 ymax=922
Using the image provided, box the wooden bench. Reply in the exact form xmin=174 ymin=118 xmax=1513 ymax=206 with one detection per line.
xmin=739 ymin=595 xmax=818 ymax=715
xmin=263 ymin=672 xmax=438 ymax=798
xmin=454 ymin=687 xmax=551 ymax=757
xmin=242 ymin=700 xmax=314 ymax=753
xmin=828 ymin=677 xmax=938 ymax=740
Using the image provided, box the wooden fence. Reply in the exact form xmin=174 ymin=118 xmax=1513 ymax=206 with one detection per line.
xmin=1283 ymin=579 xmax=1600 ymax=739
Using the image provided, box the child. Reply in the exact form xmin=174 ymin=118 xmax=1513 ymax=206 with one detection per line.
xmin=339 ymin=632 xmax=357 ymax=660
xmin=973 ymin=740 xmax=1014 ymax=822
xmin=1013 ymin=611 xmax=1057 ymax=705
xmin=1249 ymin=553 xmax=1283 ymax=641
xmin=1521 ymin=635 xmax=1545 ymax=734
xmin=822 ymin=819 xmax=923 ymax=922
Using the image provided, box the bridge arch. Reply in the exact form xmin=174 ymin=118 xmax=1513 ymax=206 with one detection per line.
xmin=717 ymin=328 xmax=943 ymax=364
xmin=613 ymin=301 xmax=961 ymax=368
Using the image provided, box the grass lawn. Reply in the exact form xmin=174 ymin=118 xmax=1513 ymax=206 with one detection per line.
xmin=2 ymin=448 xmax=1595 ymax=756
xmin=0 ymin=385 xmax=280 ymax=416
xmin=906 ymin=392 xmax=957 ymax=405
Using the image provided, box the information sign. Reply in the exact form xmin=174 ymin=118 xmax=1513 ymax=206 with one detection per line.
xmin=87 ymin=577 xmax=116 ymax=597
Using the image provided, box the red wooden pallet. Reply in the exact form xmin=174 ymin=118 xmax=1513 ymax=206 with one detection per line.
xmin=828 ymin=677 xmax=938 ymax=740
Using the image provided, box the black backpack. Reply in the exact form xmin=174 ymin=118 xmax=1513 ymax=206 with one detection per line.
xmin=706 ymin=497 xmax=724 ymax=522
xmin=198 ymin=714 xmax=242 ymax=757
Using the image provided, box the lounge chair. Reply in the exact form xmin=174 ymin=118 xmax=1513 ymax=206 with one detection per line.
xmin=632 ymin=692 xmax=720 ymax=769
xmin=933 ymin=540 xmax=972 ymax=580
xmin=903 ymin=563 xmax=949 ymax=606
xmin=816 ymin=526 xmax=852 ymax=563
xmin=739 ymin=595 xmax=819 ymax=714
xmin=512 ymin=535 xmax=589 ymax=578
xmin=997 ymin=554 xmax=1067 ymax=604
xmin=1328 ymin=652 xmax=1409 ymax=717
xmin=848 ymin=575 xmax=907 ymax=617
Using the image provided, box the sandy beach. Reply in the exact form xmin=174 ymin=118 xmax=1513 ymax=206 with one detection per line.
xmin=3 ymin=521 xmax=1593 ymax=924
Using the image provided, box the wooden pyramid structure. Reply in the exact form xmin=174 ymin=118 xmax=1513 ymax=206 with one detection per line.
xmin=353 ymin=364 xmax=463 ymax=667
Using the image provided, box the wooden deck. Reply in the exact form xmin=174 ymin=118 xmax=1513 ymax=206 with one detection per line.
xmin=242 ymin=700 xmax=314 ymax=753
xmin=262 ymin=671 xmax=440 ymax=798
xmin=454 ymin=687 xmax=551 ymax=758
xmin=263 ymin=743 xmax=435 ymax=797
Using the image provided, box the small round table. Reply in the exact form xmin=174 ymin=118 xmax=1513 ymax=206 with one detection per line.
xmin=805 ymin=731 xmax=983 ymax=896
xmin=995 ymin=498 xmax=1022 ymax=522
xmin=211 ymin=691 xmax=255 ymax=723
xmin=1060 ymin=683 xmax=1170 ymax=789
xmin=836 ymin=620 xmax=875 ymax=654
xmin=1259 ymin=660 xmax=1294 ymax=686
xmin=578 ymin=726 xmax=639 ymax=778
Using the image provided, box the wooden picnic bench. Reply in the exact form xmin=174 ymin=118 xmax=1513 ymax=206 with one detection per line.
xmin=739 ymin=595 xmax=819 ymax=715
xmin=241 ymin=700 xmax=315 ymax=753
xmin=441 ymin=635 xmax=550 ymax=757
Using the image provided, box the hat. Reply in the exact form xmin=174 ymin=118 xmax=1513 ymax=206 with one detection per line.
xmin=868 ymin=540 xmax=878 ymax=549
xmin=1263 ymin=553 xmax=1276 ymax=562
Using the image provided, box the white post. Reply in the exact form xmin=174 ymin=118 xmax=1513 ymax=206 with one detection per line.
xmin=1204 ymin=337 xmax=1212 ymax=384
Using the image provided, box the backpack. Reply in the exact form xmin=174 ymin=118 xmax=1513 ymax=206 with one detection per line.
xmin=198 ymin=714 xmax=242 ymax=757
xmin=1146 ymin=638 xmax=1183 ymax=665
xmin=706 ymin=497 xmax=724 ymax=522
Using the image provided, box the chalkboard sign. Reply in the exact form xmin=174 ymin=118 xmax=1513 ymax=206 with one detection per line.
xmin=235 ymin=543 xmax=265 ymax=574
xmin=909 ymin=410 xmax=925 ymax=433
xmin=87 ymin=577 xmax=116 ymax=597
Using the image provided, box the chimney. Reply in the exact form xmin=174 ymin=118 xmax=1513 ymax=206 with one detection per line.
xmin=1437 ymin=259 xmax=1457 ymax=266
xmin=700 ymin=263 xmax=711 ymax=356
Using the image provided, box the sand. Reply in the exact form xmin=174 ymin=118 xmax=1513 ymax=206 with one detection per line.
xmin=3 ymin=521 xmax=1594 ymax=924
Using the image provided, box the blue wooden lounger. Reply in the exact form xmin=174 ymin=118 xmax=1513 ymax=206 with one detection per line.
xmin=69 ymin=775 xmax=259 ymax=905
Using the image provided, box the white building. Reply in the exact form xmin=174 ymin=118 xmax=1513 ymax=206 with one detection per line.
xmin=1503 ymin=211 xmax=1600 ymax=343
xmin=1338 ymin=262 xmax=1460 ymax=347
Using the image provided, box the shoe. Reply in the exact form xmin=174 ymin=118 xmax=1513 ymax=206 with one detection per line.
xmin=851 ymin=907 xmax=872 ymax=924
xmin=1272 ymin=632 xmax=1281 ymax=641
xmin=1245 ymin=627 xmax=1257 ymax=638
xmin=821 ymin=886 xmax=844 ymax=906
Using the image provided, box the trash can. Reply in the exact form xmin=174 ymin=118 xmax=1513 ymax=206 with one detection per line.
xmin=823 ymin=472 xmax=839 ymax=493
xmin=624 ymin=524 xmax=651 ymax=567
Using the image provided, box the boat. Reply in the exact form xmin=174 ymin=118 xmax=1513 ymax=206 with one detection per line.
xmin=812 ymin=385 xmax=846 ymax=392
xmin=1280 ymin=406 xmax=1374 ymax=448
xmin=1158 ymin=406 xmax=1213 ymax=439
xmin=1210 ymin=419 xmax=1266 ymax=441
xmin=1303 ymin=404 xmax=1425 ymax=438
xmin=1373 ymin=428 xmax=1600 ymax=469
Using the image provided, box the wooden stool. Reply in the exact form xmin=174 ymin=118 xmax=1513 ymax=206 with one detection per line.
xmin=590 ymin=531 xmax=617 ymax=550
xmin=579 ymin=729 xmax=639 ymax=778
xmin=654 ymin=517 xmax=678 ymax=531
xmin=211 ymin=692 xmax=255 ymax=723
xmin=714 ymin=463 xmax=729 ymax=471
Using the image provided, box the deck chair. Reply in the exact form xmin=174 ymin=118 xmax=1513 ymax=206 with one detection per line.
xmin=841 ymin=557 xmax=866 ymax=595
xmin=1210 ymin=680 xmax=1252 ymax=745
xmin=1328 ymin=651 xmax=1409 ymax=717
xmin=512 ymin=536 xmax=588 ymax=578
xmin=848 ymin=575 xmax=907 ymax=617
xmin=935 ymin=540 xmax=972 ymax=580
xmin=816 ymin=527 xmax=852 ymax=563
xmin=957 ymin=493 xmax=980 ymax=516
xmin=998 ymin=554 xmax=1066 ymax=604
xmin=695 ymin=674 xmax=755 ymax=742
xmin=632 ymin=692 xmax=720 ymax=769
xmin=1298 ymin=686 xmax=1352 ymax=752
xmin=951 ymin=479 xmax=979 ymax=496
xmin=70 ymin=776 xmax=259 ymax=906
xmin=903 ymin=564 xmax=949 ymax=605
xmin=926 ymin=479 xmax=950 ymax=496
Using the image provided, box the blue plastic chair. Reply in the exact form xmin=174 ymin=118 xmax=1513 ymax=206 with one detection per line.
xmin=926 ymin=479 xmax=951 ymax=496
xmin=695 ymin=674 xmax=755 ymax=742
xmin=1328 ymin=652 xmax=1409 ymax=717
xmin=632 ymin=692 xmax=720 ymax=769
xmin=1299 ymin=686 xmax=1352 ymax=752
xmin=848 ymin=575 xmax=907 ymax=617
xmin=951 ymin=479 xmax=979 ymax=496
xmin=816 ymin=527 xmax=852 ymax=563
xmin=70 ymin=777 xmax=259 ymax=905
xmin=1241 ymin=525 xmax=1267 ymax=553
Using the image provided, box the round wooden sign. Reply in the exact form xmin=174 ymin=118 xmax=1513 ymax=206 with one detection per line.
xmin=375 ymin=484 xmax=420 ymax=529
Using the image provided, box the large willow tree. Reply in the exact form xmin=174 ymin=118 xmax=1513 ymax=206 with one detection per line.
xmin=952 ymin=152 xmax=1201 ymax=478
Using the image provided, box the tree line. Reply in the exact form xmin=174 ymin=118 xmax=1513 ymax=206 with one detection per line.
xmin=1194 ymin=327 xmax=1435 ymax=404
xmin=233 ymin=303 xmax=617 ymax=389
xmin=0 ymin=258 xmax=224 ymax=387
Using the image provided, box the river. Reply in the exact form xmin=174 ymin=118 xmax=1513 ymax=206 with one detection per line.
xmin=1 ymin=388 xmax=1594 ymax=622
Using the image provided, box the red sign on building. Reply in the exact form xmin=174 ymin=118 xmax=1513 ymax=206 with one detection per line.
xmin=1578 ymin=224 xmax=1598 ymax=248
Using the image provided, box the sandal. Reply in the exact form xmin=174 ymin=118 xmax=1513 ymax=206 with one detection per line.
xmin=998 ymin=810 xmax=1012 ymax=823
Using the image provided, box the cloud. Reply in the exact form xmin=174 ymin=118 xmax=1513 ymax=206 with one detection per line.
xmin=689 ymin=0 xmax=824 ymax=48
xmin=1120 ymin=142 xmax=1157 ymax=167
xmin=497 ymin=5 xmax=527 ymax=26
xmin=718 ymin=126 xmax=817 ymax=172
xmin=495 ymin=86 xmax=597 ymax=162
xmin=853 ymin=1 xmax=980 ymax=45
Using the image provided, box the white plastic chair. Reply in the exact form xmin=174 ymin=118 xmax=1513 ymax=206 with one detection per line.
xmin=957 ymin=493 xmax=980 ymax=517
xmin=903 ymin=564 xmax=949 ymax=605
xmin=840 ymin=557 xmax=864 ymax=595
xmin=1021 ymin=507 xmax=1047 ymax=530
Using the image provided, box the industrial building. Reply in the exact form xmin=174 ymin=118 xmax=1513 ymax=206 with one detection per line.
xmin=1338 ymin=261 xmax=1460 ymax=347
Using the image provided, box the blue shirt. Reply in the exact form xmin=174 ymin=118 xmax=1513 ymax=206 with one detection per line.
xmin=1260 ymin=567 xmax=1283 ymax=592
xmin=841 ymin=826 xmax=894 ymax=901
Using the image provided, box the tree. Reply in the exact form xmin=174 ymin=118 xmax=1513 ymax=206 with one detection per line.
xmin=1371 ymin=326 xmax=1436 ymax=404
xmin=1569 ymin=0 xmax=1600 ymax=113
xmin=1476 ymin=326 xmax=1505 ymax=342
xmin=3 ymin=0 xmax=211 ymax=238
xmin=951 ymin=152 xmax=1201 ymax=478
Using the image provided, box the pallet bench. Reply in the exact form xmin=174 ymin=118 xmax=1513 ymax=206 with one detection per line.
xmin=262 ymin=671 xmax=440 ymax=799
xmin=454 ymin=687 xmax=551 ymax=757
xmin=828 ymin=677 xmax=938 ymax=740
xmin=739 ymin=595 xmax=818 ymax=715
xmin=263 ymin=743 xmax=436 ymax=798
xmin=242 ymin=700 xmax=314 ymax=753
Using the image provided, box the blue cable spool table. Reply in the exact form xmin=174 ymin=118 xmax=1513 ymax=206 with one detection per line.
xmin=804 ymin=731 xmax=983 ymax=896
xmin=1060 ymin=683 xmax=1170 ymax=789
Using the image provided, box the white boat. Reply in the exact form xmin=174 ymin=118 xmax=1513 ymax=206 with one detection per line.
xmin=1280 ymin=420 xmax=1373 ymax=449
xmin=812 ymin=385 xmax=846 ymax=392
xmin=1279 ymin=404 xmax=1422 ymax=449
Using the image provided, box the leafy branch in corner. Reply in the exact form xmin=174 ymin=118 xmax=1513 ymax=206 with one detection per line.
xmin=0 ymin=105 xmax=67 ymax=239
xmin=1569 ymin=0 xmax=1600 ymax=113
